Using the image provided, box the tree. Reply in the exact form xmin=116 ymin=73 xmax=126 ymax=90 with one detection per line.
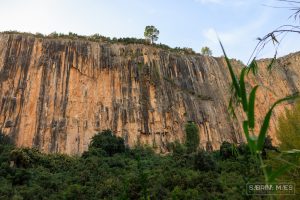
xmin=219 ymin=42 xmax=299 ymax=183
xmin=219 ymin=141 xmax=237 ymax=160
xmin=89 ymin=129 xmax=126 ymax=156
xmin=0 ymin=132 xmax=12 ymax=145
xmin=277 ymin=101 xmax=300 ymax=150
xmin=144 ymin=25 xmax=159 ymax=44
xmin=201 ymin=46 xmax=212 ymax=56
xmin=184 ymin=121 xmax=199 ymax=153
xmin=194 ymin=150 xmax=216 ymax=171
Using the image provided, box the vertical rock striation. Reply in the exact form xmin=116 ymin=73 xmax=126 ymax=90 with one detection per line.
xmin=0 ymin=33 xmax=299 ymax=154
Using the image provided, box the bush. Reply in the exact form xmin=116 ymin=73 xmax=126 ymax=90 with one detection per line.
xmin=63 ymin=184 xmax=84 ymax=200
xmin=184 ymin=122 xmax=199 ymax=153
xmin=10 ymin=149 xmax=33 ymax=168
xmin=1 ymin=31 xmax=198 ymax=55
xmin=0 ymin=132 xmax=12 ymax=146
xmin=168 ymin=141 xmax=187 ymax=156
xmin=194 ymin=150 xmax=217 ymax=171
xmin=237 ymin=143 xmax=251 ymax=155
xmin=0 ymin=131 xmax=266 ymax=199
xmin=219 ymin=141 xmax=238 ymax=160
xmin=89 ymin=130 xmax=126 ymax=156
xmin=11 ymin=168 xmax=31 ymax=186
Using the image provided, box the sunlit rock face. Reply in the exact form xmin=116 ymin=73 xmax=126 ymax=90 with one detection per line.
xmin=0 ymin=33 xmax=299 ymax=154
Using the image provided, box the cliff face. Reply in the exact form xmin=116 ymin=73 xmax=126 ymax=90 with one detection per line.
xmin=0 ymin=33 xmax=299 ymax=154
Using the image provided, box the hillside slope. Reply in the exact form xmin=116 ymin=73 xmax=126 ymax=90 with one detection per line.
xmin=0 ymin=33 xmax=299 ymax=154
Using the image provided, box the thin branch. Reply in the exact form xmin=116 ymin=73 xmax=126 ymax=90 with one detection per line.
xmin=248 ymin=25 xmax=300 ymax=64
xmin=277 ymin=0 xmax=300 ymax=4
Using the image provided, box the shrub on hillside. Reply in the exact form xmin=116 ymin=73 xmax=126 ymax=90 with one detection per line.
xmin=219 ymin=141 xmax=238 ymax=160
xmin=89 ymin=130 xmax=126 ymax=156
xmin=194 ymin=150 xmax=217 ymax=171
xmin=0 ymin=132 xmax=12 ymax=146
xmin=185 ymin=122 xmax=199 ymax=153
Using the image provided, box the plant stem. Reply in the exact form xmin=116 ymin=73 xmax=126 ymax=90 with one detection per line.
xmin=259 ymin=154 xmax=269 ymax=184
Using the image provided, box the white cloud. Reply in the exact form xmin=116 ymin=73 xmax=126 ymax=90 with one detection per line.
xmin=203 ymin=12 xmax=270 ymax=45
xmin=201 ymin=12 xmax=271 ymax=62
xmin=203 ymin=28 xmax=218 ymax=43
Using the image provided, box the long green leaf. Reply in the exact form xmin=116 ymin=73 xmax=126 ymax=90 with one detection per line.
xmin=268 ymin=164 xmax=291 ymax=183
xmin=267 ymin=52 xmax=277 ymax=71
xmin=243 ymin=121 xmax=255 ymax=154
xmin=239 ymin=68 xmax=248 ymax=112
xmin=228 ymin=97 xmax=237 ymax=119
xmin=247 ymin=59 xmax=258 ymax=75
xmin=257 ymin=94 xmax=299 ymax=152
xmin=248 ymin=86 xmax=259 ymax=129
xmin=219 ymin=41 xmax=241 ymax=98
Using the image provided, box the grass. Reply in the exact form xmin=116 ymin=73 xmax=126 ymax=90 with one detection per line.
xmin=219 ymin=40 xmax=300 ymax=184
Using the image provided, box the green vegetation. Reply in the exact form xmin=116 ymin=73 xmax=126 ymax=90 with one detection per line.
xmin=201 ymin=46 xmax=212 ymax=56
xmin=88 ymin=129 xmax=126 ymax=156
xmin=0 ymin=131 xmax=267 ymax=199
xmin=273 ymin=101 xmax=300 ymax=196
xmin=185 ymin=122 xmax=200 ymax=153
xmin=220 ymin=40 xmax=300 ymax=190
xmin=144 ymin=25 xmax=159 ymax=44
xmin=277 ymin=101 xmax=300 ymax=150
xmin=1 ymin=30 xmax=197 ymax=55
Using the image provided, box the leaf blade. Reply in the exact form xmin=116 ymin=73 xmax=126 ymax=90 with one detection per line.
xmin=257 ymin=93 xmax=299 ymax=152
xmin=267 ymin=52 xmax=277 ymax=71
xmin=219 ymin=40 xmax=241 ymax=98
xmin=243 ymin=121 xmax=255 ymax=154
xmin=239 ymin=68 xmax=248 ymax=112
xmin=248 ymin=86 xmax=259 ymax=129
xmin=268 ymin=164 xmax=291 ymax=183
xmin=248 ymin=59 xmax=258 ymax=75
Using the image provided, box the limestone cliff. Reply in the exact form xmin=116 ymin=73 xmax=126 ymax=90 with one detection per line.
xmin=0 ymin=33 xmax=299 ymax=154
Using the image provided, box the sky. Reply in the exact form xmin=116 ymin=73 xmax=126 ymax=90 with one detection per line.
xmin=0 ymin=0 xmax=299 ymax=63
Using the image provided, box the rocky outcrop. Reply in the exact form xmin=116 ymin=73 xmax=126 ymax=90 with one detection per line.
xmin=0 ymin=33 xmax=299 ymax=154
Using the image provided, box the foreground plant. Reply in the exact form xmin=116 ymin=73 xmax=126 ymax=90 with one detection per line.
xmin=219 ymin=41 xmax=299 ymax=184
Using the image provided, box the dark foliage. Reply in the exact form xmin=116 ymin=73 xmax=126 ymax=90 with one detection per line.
xmin=88 ymin=130 xmax=126 ymax=156
xmin=0 ymin=130 xmax=267 ymax=199
xmin=262 ymin=135 xmax=279 ymax=159
xmin=0 ymin=132 xmax=12 ymax=146
xmin=185 ymin=122 xmax=200 ymax=153
xmin=219 ymin=141 xmax=238 ymax=160
xmin=194 ymin=150 xmax=217 ymax=171
xmin=0 ymin=31 xmax=198 ymax=55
